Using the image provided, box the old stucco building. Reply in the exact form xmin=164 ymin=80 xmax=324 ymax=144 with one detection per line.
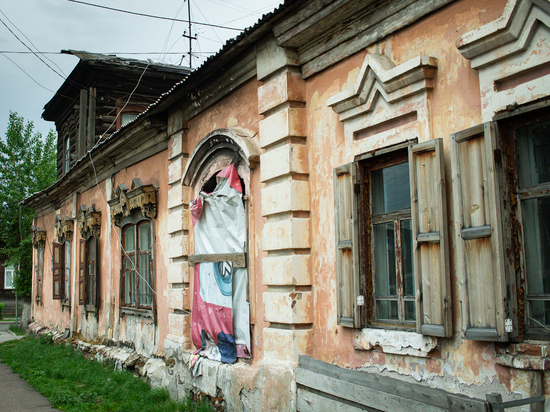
xmin=24 ymin=0 xmax=550 ymax=410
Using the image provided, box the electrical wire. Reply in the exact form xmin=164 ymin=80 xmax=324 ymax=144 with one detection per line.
xmin=91 ymin=62 xmax=151 ymax=149
xmin=0 ymin=14 xmax=66 ymax=80
xmin=0 ymin=53 xmax=57 ymax=93
xmin=87 ymin=149 xmax=176 ymax=311
xmin=160 ymin=1 xmax=187 ymax=63
xmin=0 ymin=9 xmax=67 ymax=77
xmin=0 ymin=51 xmax=219 ymax=55
xmin=67 ymin=0 xmax=243 ymax=31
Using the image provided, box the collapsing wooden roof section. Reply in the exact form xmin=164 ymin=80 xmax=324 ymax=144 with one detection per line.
xmin=41 ymin=49 xmax=191 ymax=124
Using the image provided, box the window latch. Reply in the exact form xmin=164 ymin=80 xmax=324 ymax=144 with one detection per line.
xmin=357 ymin=295 xmax=364 ymax=306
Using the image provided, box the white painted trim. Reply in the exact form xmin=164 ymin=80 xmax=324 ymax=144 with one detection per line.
xmin=457 ymin=0 xmax=550 ymax=122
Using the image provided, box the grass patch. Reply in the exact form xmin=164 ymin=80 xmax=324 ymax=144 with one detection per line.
xmin=0 ymin=336 xmax=213 ymax=412
xmin=8 ymin=324 xmax=26 ymax=335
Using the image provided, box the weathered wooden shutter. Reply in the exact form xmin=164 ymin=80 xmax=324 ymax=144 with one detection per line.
xmin=334 ymin=163 xmax=361 ymax=328
xmin=451 ymin=122 xmax=508 ymax=341
xmin=92 ymin=237 xmax=99 ymax=310
xmin=79 ymin=239 xmax=86 ymax=305
xmin=409 ymin=139 xmax=452 ymax=337
xmin=52 ymin=243 xmax=62 ymax=300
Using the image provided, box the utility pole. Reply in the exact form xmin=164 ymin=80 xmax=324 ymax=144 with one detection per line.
xmin=180 ymin=0 xmax=197 ymax=68
xmin=188 ymin=0 xmax=192 ymax=68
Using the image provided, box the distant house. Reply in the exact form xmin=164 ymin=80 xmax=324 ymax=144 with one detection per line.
xmin=0 ymin=243 xmax=12 ymax=295
xmin=23 ymin=0 xmax=550 ymax=411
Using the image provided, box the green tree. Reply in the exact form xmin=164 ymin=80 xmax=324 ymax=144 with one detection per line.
xmin=0 ymin=111 xmax=56 ymax=296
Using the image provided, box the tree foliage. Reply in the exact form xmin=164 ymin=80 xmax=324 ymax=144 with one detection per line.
xmin=0 ymin=111 xmax=56 ymax=296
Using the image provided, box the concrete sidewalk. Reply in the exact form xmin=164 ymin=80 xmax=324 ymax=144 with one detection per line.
xmin=0 ymin=324 xmax=60 ymax=411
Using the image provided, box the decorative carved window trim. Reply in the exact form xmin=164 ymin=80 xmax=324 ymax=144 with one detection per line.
xmin=108 ymin=178 xmax=157 ymax=228
xmin=327 ymin=53 xmax=437 ymax=160
xmin=457 ymin=0 xmax=550 ymax=122
xmin=78 ymin=205 xmax=101 ymax=240
xmin=55 ymin=214 xmax=74 ymax=243
xmin=31 ymin=225 xmax=47 ymax=249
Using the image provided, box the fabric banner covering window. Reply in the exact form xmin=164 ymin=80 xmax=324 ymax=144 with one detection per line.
xmin=190 ymin=164 xmax=250 ymax=363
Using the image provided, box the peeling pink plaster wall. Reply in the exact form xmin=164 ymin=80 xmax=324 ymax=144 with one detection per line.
xmin=301 ymin=0 xmax=545 ymax=399
xmin=182 ymin=78 xmax=267 ymax=364
xmin=33 ymin=151 xmax=170 ymax=355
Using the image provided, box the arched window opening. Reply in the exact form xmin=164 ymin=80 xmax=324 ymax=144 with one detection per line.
xmin=184 ymin=129 xmax=259 ymax=364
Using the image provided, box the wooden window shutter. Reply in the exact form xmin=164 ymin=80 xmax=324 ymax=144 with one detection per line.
xmin=79 ymin=239 xmax=86 ymax=305
xmin=409 ymin=139 xmax=452 ymax=337
xmin=334 ymin=163 xmax=361 ymax=328
xmin=451 ymin=122 xmax=508 ymax=342
xmin=92 ymin=237 xmax=99 ymax=310
xmin=52 ymin=243 xmax=62 ymax=300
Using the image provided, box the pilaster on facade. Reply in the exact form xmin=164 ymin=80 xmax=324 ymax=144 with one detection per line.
xmin=257 ymin=37 xmax=312 ymax=362
xmin=165 ymin=107 xmax=193 ymax=349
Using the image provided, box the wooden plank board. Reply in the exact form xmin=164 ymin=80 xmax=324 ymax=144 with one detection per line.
xmin=295 ymin=0 xmax=416 ymax=63
xmin=461 ymin=226 xmax=491 ymax=240
xmin=409 ymin=139 xmax=451 ymax=337
xmin=296 ymin=368 xmax=447 ymax=412
xmin=300 ymin=0 xmax=453 ymax=78
xmin=78 ymin=89 xmax=88 ymax=159
xmin=297 ymin=388 xmax=377 ymax=412
xmin=451 ymin=123 xmax=509 ymax=342
xmin=447 ymin=394 xmax=487 ymax=411
xmin=188 ymin=253 xmax=246 ymax=268
xmin=298 ymin=356 xmax=450 ymax=409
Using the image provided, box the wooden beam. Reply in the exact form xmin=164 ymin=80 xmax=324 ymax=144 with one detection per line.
xmin=188 ymin=253 xmax=246 ymax=268
xmin=78 ymin=89 xmax=88 ymax=158
xmin=461 ymin=225 xmax=491 ymax=240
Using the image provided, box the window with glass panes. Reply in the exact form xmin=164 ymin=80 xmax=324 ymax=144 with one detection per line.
xmin=121 ymin=220 xmax=152 ymax=308
xmin=79 ymin=237 xmax=97 ymax=306
xmin=363 ymin=152 xmax=414 ymax=327
xmin=516 ymin=119 xmax=550 ymax=337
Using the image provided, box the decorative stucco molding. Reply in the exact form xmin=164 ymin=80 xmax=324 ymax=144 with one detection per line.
xmin=182 ymin=128 xmax=260 ymax=187
xmin=353 ymin=328 xmax=438 ymax=358
xmin=327 ymin=53 xmax=437 ymax=161
xmin=31 ymin=225 xmax=46 ymax=249
xmin=457 ymin=0 xmax=550 ymax=121
xmin=55 ymin=214 xmax=74 ymax=243
xmin=78 ymin=205 xmax=101 ymax=240
xmin=108 ymin=178 xmax=157 ymax=227
xmin=328 ymin=54 xmax=437 ymax=120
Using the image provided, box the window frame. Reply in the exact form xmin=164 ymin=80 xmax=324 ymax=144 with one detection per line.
xmin=361 ymin=150 xmax=415 ymax=329
xmin=497 ymin=108 xmax=550 ymax=341
xmin=120 ymin=216 xmax=154 ymax=311
xmin=4 ymin=266 xmax=15 ymax=290
xmin=335 ymin=138 xmax=451 ymax=337
xmin=52 ymin=241 xmax=71 ymax=302
xmin=36 ymin=246 xmax=44 ymax=302
xmin=79 ymin=236 xmax=98 ymax=310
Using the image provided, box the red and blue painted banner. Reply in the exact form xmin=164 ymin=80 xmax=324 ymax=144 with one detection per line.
xmin=190 ymin=164 xmax=250 ymax=363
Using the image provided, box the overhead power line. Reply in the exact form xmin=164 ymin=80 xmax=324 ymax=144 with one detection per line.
xmin=0 ymin=15 xmax=66 ymax=80
xmin=0 ymin=9 xmax=67 ymax=77
xmin=0 ymin=53 xmax=56 ymax=93
xmin=0 ymin=51 xmax=217 ymax=55
xmin=67 ymin=0 xmax=243 ymax=31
